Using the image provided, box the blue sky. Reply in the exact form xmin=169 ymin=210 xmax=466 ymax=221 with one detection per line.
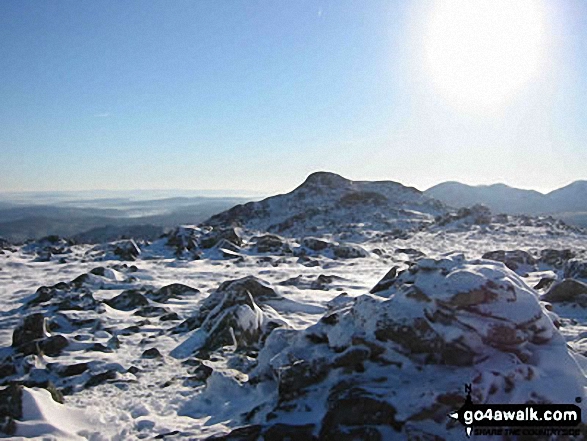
xmin=1 ymin=0 xmax=585 ymax=194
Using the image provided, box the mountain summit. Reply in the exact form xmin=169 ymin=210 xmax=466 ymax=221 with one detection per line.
xmin=205 ymin=171 xmax=447 ymax=239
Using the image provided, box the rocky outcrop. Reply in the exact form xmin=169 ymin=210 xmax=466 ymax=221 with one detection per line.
xmin=542 ymin=279 xmax=587 ymax=304
xmin=239 ymin=256 xmax=584 ymax=440
xmin=171 ymin=277 xmax=288 ymax=358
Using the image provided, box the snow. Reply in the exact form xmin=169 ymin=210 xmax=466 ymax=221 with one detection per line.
xmin=1 ymin=191 xmax=587 ymax=439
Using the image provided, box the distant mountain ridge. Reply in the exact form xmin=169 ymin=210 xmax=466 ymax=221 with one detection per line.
xmin=205 ymin=171 xmax=448 ymax=239
xmin=425 ymin=180 xmax=587 ymax=226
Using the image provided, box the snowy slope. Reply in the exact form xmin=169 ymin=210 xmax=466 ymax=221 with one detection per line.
xmin=1 ymin=174 xmax=587 ymax=440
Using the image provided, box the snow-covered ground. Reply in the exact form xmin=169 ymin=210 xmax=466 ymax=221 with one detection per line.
xmin=1 ymin=175 xmax=587 ymax=440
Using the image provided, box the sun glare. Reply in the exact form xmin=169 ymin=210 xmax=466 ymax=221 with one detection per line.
xmin=423 ymin=0 xmax=547 ymax=113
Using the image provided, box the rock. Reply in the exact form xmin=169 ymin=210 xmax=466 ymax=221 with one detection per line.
xmin=40 ymin=335 xmax=69 ymax=356
xmin=200 ymin=227 xmax=242 ymax=249
xmin=395 ymin=248 xmax=425 ymax=257
xmin=165 ymin=226 xmax=202 ymax=258
xmin=264 ymin=424 xmax=317 ymax=441
xmin=540 ymin=249 xmax=575 ymax=268
xmin=564 ymin=259 xmax=587 ymax=280
xmin=134 ymin=305 xmax=169 ymax=317
xmin=142 ymin=348 xmax=162 ymax=359
xmin=106 ymin=290 xmax=150 ymax=311
xmin=171 ymin=277 xmax=288 ymax=357
xmin=534 ymin=277 xmax=555 ymax=291
xmin=301 ymin=237 xmax=330 ymax=251
xmin=0 ymin=384 xmax=22 ymax=435
xmin=320 ymin=387 xmax=402 ymax=438
xmin=113 ymin=239 xmax=141 ymax=261
xmin=12 ymin=313 xmax=48 ymax=348
xmin=370 ymin=266 xmax=399 ymax=294
xmin=482 ymin=250 xmax=536 ymax=272
xmin=58 ymin=363 xmax=89 ymax=377
xmin=148 ymin=283 xmax=200 ymax=303
xmin=160 ymin=312 xmax=180 ymax=321
xmin=85 ymin=370 xmax=117 ymax=388
xmin=332 ymin=243 xmax=369 ymax=259
xmin=543 ymin=279 xmax=587 ymax=303
xmin=253 ymin=234 xmax=287 ymax=253
xmin=189 ymin=364 xmax=213 ymax=382
xmin=278 ymin=359 xmax=328 ymax=401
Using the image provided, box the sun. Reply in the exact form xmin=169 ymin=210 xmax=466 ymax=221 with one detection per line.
xmin=423 ymin=0 xmax=547 ymax=113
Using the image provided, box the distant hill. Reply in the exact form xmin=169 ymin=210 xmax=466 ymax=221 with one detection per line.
xmin=425 ymin=180 xmax=587 ymax=226
xmin=205 ymin=171 xmax=448 ymax=238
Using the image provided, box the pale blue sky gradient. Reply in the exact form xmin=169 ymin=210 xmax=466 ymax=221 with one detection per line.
xmin=1 ymin=1 xmax=585 ymax=194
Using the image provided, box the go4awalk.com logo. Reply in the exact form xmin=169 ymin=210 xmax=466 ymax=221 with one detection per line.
xmin=449 ymin=384 xmax=583 ymax=438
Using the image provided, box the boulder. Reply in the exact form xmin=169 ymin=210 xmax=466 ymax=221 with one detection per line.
xmin=147 ymin=284 xmax=200 ymax=303
xmin=481 ymin=250 xmax=537 ymax=272
xmin=106 ymin=289 xmax=150 ymax=311
xmin=0 ymin=384 xmax=22 ymax=435
xmin=113 ymin=239 xmax=141 ymax=261
xmin=12 ymin=313 xmax=48 ymax=348
xmin=564 ymin=259 xmax=587 ymax=281
xmin=253 ymin=234 xmax=287 ymax=253
xmin=200 ymin=227 xmax=242 ymax=249
xmin=543 ymin=279 xmax=587 ymax=304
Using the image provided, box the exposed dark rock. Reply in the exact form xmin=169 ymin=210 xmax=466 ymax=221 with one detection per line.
xmin=189 ymin=364 xmax=213 ymax=382
xmin=106 ymin=290 xmax=149 ymax=311
xmin=113 ymin=239 xmax=141 ymax=261
xmin=481 ymin=250 xmax=536 ymax=272
xmin=40 ymin=335 xmax=69 ymax=356
xmin=201 ymin=227 xmax=242 ymax=249
xmin=165 ymin=226 xmax=202 ymax=259
xmin=320 ymin=387 xmax=402 ymax=438
xmin=339 ymin=190 xmax=388 ymax=207
xmin=540 ymin=249 xmax=575 ymax=268
xmin=253 ymin=234 xmax=288 ymax=253
xmin=57 ymin=363 xmax=89 ymax=377
xmin=564 ymin=259 xmax=587 ymax=280
xmin=0 ymin=384 xmax=22 ymax=435
xmin=543 ymin=279 xmax=587 ymax=304
xmin=160 ymin=312 xmax=181 ymax=322
xmin=12 ymin=313 xmax=47 ymax=347
xmin=278 ymin=359 xmax=328 ymax=401
xmin=534 ymin=277 xmax=555 ymax=291
xmin=85 ymin=370 xmax=117 ymax=388
xmin=370 ymin=266 xmax=399 ymax=294
xmin=142 ymin=348 xmax=162 ymax=359
xmin=301 ymin=237 xmax=329 ymax=251
xmin=147 ymin=283 xmax=200 ymax=303
xmin=134 ymin=305 xmax=169 ymax=317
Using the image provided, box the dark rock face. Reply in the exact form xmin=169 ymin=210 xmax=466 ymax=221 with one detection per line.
xmin=11 ymin=314 xmax=68 ymax=356
xmin=166 ymin=226 xmax=201 ymax=258
xmin=148 ymin=283 xmax=200 ymax=303
xmin=320 ymin=387 xmax=403 ymax=439
xmin=253 ymin=234 xmax=288 ymax=253
xmin=200 ymin=228 xmax=242 ymax=249
xmin=12 ymin=313 xmax=47 ymax=348
xmin=142 ymin=348 xmax=162 ymax=359
xmin=113 ymin=239 xmax=141 ymax=261
xmin=28 ymin=280 xmax=101 ymax=312
xmin=0 ymin=384 xmax=22 ymax=435
xmin=171 ymin=276 xmax=287 ymax=357
xmin=540 ymin=249 xmax=576 ymax=268
xmin=370 ymin=266 xmax=398 ymax=294
xmin=481 ymin=250 xmax=537 ymax=272
xmin=564 ymin=259 xmax=587 ymax=281
xmin=106 ymin=290 xmax=149 ymax=311
xmin=543 ymin=279 xmax=587 ymax=304
xmin=40 ymin=335 xmax=69 ymax=356
xmin=301 ymin=237 xmax=329 ymax=251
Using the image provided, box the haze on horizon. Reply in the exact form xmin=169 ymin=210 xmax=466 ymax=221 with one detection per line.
xmin=1 ymin=0 xmax=586 ymax=195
